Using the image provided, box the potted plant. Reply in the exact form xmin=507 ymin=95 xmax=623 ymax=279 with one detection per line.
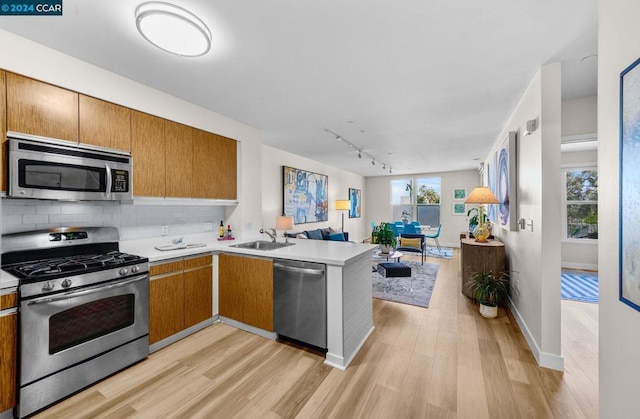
xmin=371 ymin=222 xmax=397 ymax=254
xmin=467 ymin=268 xmax=509 ymax=318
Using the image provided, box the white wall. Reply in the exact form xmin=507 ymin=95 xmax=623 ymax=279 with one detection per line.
xmin=261 ymin=145 xmax=367 ymax=241
xmin=0 ymin=29 xmax=263 ymax=237
xmin=365 ymin=169 xmax=479 ymax=248
xmin=599 ymin=0 xmax=640 ymax=416
xmin=562 ymin=96 xmax=597 ymax=136
xmin=561 ymin=97 xmax=598 ymax=270
xmin=488 ymin=64 xmax=563 ymax=370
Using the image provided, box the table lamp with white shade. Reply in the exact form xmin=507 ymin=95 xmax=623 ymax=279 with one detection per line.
xmin=276 ymin=215 xmax=294 ymax=242
xmin=464 ymin=186 xmax=499 ymax=243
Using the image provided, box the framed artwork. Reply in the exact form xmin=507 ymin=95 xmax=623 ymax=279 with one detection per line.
xmin=349 ymin=188 xmax=361 ymax=218
xmin=452 ymin=188 xmax=466 ymax=200
xmin=486 ymin=152 xmax=497 ymax=223
xmin=452 ymin=202 xmax=466 ymax=215
xmin=282 ymin=166 xmax=328 ymax=224
xmin=497 ymin=131 xmax=518 ymax=231
xmin=620 ymin=56 xmax=640 ymax=312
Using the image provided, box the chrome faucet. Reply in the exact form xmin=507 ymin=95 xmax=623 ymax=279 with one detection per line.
xmin=260 ymin=228 xmax=277 ymax=243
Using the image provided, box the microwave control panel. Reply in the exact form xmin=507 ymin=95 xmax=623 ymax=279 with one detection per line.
xmin=111 ymin=170 xmax=130 ymax=192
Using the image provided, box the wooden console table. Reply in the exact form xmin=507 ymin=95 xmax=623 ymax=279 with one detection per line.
xmin=460 ymin=237 xmax=506 ymax=298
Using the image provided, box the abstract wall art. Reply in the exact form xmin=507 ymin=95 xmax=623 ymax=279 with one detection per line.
xmin=283 ymin=166 xmax=328 ymax=224
xmin=486 ymin=153 xmax=497 ymax=223
xmin=497 ymin=131 xmax=518 ymax=231
xmin=620 ymin=56 xmax=640 ymax=312
xmin=349 ymin=188 xmax=361 ymax=218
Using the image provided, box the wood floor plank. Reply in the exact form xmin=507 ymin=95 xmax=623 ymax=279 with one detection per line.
xmin=32 ymin=249 xmax=597 ymax=418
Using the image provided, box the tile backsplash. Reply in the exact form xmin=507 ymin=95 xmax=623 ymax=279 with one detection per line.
xmin=1 ymin=199 xmax=226 ymax=241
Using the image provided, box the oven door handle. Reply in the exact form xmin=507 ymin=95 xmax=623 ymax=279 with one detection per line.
xmin=105 ymin=162 xmax=112 ymax=199
xmin=27 ymin=274 xmax=147 ymax=305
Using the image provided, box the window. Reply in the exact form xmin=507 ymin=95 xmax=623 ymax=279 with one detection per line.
xmin=562 ymin=166 xmax=597 ymax=240
xmin=390 ymin=177 xmax=441 ymax=226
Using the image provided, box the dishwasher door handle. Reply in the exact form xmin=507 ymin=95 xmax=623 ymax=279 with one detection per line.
xmin=273 ymin=263 xmax=324 ymax=276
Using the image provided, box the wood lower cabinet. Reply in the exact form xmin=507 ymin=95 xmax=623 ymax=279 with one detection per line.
xmin=0 ymin=292 xmax=18 ymax=413
xmin=460 ymin=238 xmax=506 ymax=298
xmin=79 ymin=95 xmax=131 ymax=151
xmin=149 ymin=254 xmax=213 ymax=345
xmin=6 ymin=72 xmax=79 ymax=142
xmin=218 ymin=253 xmax=273 ymax=331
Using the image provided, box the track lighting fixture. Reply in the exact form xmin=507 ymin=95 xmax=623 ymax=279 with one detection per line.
xmin=323 ymin=128 xmax=392 ymax=172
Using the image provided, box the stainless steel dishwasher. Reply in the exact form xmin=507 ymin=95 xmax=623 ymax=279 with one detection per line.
xmin=273 ymin=259 xmax=327 ymax=350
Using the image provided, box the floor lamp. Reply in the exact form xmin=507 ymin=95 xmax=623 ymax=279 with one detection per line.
xmin=464 ymin=186 xmax=499 ymax=243
xmin=335 ymin=200 xmax=350 ymax=232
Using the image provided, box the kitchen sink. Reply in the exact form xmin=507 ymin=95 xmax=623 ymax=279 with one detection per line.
xmin=154 ymin=243 xmax=207 ymax=251
xmin=230 ymin=240 xmax=295 ymax=251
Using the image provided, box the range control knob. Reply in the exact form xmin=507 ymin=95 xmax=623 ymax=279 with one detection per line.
xmin=61 ymin=279 xmax=72 ymax=288
xmin=119 ymin=267 xmax=129 ymax=276
xmin=42 ymin=281 xmax=55 ymax=292
xmin=131 ymin=266 xmax=140 ymax=273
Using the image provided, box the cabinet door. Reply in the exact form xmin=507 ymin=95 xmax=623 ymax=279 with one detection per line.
xmin=1 ymin=71 xmax=6 ymax=192
xmin=218 ymin=254 xmax=245 ymax=322
xmin=184 ymin=265 xmax=213 ymax=328
xmin=131 ymin=111 xmax=165 ymax=197
xmin=165 ymin=121 xmax=192 ymax=198
xmin=0 ymin=312 xmax=17 ymax=412
xmin=149 ymin=273 xmax=185 ymax=344
xmin=192 ymin=130 xmax=237 ymax=200
xmin=79 ymin=95 xmax=131 ymax=151
xmin=6 ymin=72 xmax=79 ymax=142
xmin=243 ymin=257 xmax=274 ymax=331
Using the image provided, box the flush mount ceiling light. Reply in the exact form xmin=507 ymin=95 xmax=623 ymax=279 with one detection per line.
xmin=136 ymin=2 xmax=211 ymax=57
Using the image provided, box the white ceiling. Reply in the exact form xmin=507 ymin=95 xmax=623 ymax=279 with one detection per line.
xmin=0 ymin=0 xmax=597 ymax=177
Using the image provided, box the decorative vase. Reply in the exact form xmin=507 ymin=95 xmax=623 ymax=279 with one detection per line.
xmin=473 ymin=225 xmax=491 ymax=243
xmin=479 ymin=304 xmax=498 ymax=318
xmin=380 ymin=244 xmax=392 ymax=254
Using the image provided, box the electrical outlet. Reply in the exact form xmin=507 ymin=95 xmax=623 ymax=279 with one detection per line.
xmin=246 ymin=221 xmax=252 ymax=230
xmin=161 ymin=225 xmax=169 ymax=236
xmin=204 ymin=222 xmax=213 ymax=231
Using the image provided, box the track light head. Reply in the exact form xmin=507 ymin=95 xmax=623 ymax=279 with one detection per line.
xmin=382 ymin=164 xmax=386 ymax=170
xmin=358 ymin=150 xmax=362 ymax=159
xmin=389 ymin=167 xmax=393 ymax=174
xmin=371 ymin=159 xmax=375 ymax=166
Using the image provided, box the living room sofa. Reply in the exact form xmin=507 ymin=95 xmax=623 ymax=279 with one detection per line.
xmin=286 ymin=227 xmax=349 ymax=242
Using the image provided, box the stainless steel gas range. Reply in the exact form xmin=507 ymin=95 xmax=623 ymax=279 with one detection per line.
xmin=1 ymin=227 xmax=149 ymax=418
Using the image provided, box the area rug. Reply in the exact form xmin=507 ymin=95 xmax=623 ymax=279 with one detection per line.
xmin=561 ymin=269 xmax=599 ymax=303
xmin=425 ymin=246 xmax=453 ymax=259
xmin=372 ymin=261 xmax=440 ymax=308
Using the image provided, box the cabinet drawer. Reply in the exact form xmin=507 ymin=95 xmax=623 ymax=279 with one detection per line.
xmin=150 ymin=260 xmax=185 ymax=276
xmin=184 ymin=254 xmax=212 ymax=270
xmin=0 ymin=292 xmax=17 ymax=310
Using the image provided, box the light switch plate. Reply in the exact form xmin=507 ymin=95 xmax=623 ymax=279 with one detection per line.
xmin=525 ymin=219 xmax=533 ymax=232
xmin=161 ymin=225 xmax=169 ymax=236
xmin=204 ymin=222 xmax=213 ymax=231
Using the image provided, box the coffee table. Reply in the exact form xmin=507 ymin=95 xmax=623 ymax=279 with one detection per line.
xmin=373 ymin=250 xmax=403 ymax=263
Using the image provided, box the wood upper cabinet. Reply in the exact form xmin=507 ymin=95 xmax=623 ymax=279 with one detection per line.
xmin=131 ymin=111 xmax=166 ymax=197
xmin=218 ymin=253 xmax=273 ymax=331
xmin=1 ymin=71 xmax=6 ymax=192
xmin=165 ymin=121 xmax=193 ymax=198
xmin=149 ymin=254 xmax=213 ymax=345
xmin=79 ymin=95 xmax=131 ymax=151
xmin=192 ymin=129 xmax=237 ymax=200
xmin=6 ymin=72 xmax=79 ymax=142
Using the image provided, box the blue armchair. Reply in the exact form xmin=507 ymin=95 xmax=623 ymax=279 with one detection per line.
xmin=425 ymin=224 xmax=442 ymax=252
xmin=396 ymin=233 xmax=426 ymax=264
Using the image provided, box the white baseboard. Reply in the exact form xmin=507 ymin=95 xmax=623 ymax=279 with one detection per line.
xmin=561 ymin=262 xmax=598 ymax=271
xmin=507 ymin=297 xmax=564 ymax=371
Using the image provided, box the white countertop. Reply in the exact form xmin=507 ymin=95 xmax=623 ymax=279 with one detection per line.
xmin=119 ymin=231 xmax=378 ymax=265
xmin=0 ymin=232 xmax=378 ymax=289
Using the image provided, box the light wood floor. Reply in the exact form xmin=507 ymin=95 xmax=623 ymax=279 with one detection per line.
xmin=36 ymin=250 xmax=598 ymax=418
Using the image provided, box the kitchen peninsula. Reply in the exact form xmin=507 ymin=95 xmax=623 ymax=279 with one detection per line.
xmin=120 ymin=232 xmax=378 ymax=370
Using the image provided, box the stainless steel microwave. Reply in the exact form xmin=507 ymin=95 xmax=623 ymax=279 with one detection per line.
xmin=7 ymin=132 xmax=133 ymax=201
